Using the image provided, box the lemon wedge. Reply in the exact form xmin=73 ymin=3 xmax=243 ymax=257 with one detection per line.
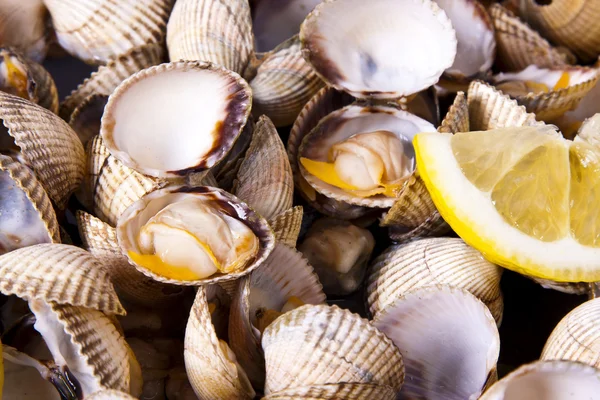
xmin=414 ymin=126 xmax=600 ymax=282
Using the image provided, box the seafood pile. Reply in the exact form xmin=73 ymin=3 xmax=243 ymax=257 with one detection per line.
xmin=0 ymin=0 xmax=599 ymax=399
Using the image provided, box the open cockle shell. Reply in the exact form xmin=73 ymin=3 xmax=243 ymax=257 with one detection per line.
xmin=0 ymin=243 xmax=125 ymax=315
xmin=517 ymin=0 xmax=600 ymax=63
xmin=298 ymin=104 xmax=436 ymax=209
xmin=367 ymin=238 xmax=504 ymax=324
xmin=262 ymin=383 xmax=396 ymax=400
xmin=229 ymin=243 xmax=326 ymax=389
xmin=262 ymin=304 xmax=405 ymax=394
xmin=250 ymin=36 xmax=325 ymax=127
xmin=166 ymin=0 xmax=254 ymax=77
xmin=479 ymin=360 xmax=600 ymax=400
xmin=0 ymin=92 xmax=85 ymax=208
xmin=373 ymin=285 xmax=500 ymax=400
xmin=233 ymin=115 xmax=293 ymax=220
xmin=268 ymin=206 xmax=304 ymax=248
xmin=43 ymin=0 xmax=173 ymax=65
xmin=300 ymin=0 xmax=457 ymax=99
xmin=541 ymin=297 xmax=600 ymax=369
xmin=59 ymin=43 xmax=165 ymax=122
xmin=84 ymin=135 xmax=162 ymax=226
xmin=494 ymin=65 xmax=600 ymax=121
xmin=77 ymin=211 xmax=189 ymax=308
xmin=489 ymin=4 xmax=575 ymax=72
xmin=30 ymin=299 xmax=131 ymax=396
xmin=0 ymin=155 xmax=60 ymax=254
xmin=0 ymin=0 xmax=49 ymax=62
xmin=100 ymin=61 xmax=252 ymax=178
xmin=185 ymin=285 xmax=256 ymax=400
xmin=117 ymin=186 xmax=275 ymax=286
xmin=436 ymin=0 xmax=496 ymax=82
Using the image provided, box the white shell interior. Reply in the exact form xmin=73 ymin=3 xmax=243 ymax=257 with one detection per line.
xmin=300 ymin=105 xmax=436 ymax=207
xmin=253 ymin=0 xmax=322 ymax=52
xmin=481 ymin=362 xmax=600 ymax=400
xmin=103 ymin=69 xmax=243 ymax=177
xmin=373 ymin=286 xmax=500 ymax=400
xmin=435 ymin=0 xmax=495 ymax=77
xmin=302 ymin=0 xmax=457 ymax=97
xmin=0 ymin=169 xmax=51 ymax=254
xmin=495 ymin=65 xmax=597 ymax=89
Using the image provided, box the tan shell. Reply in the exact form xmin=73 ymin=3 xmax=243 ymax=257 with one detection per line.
xmin=212 ymin=119 xmax=255 ymax=192
xmin=518 ymin=0 xmax=600 ymax=63
xmin=530 ymin=277 xmax=591 ymax=295
xmin=234 ymin=115 xmax=293 ymax=220
xmin=0 ymin=243 xmax=125 ymax=315
xmin=229 ymin=243 xmax=326 ymax=388
xmin=268 ymin=206 xmax=304 ymax=248
xmin=366 ymin=237 xmax=504 ymax=324
xmin=77 ymin=210 xmax=189 ymax=307
xmin=467 ymin=80 xmax=542 ymax=131
xmin=69 ymin=94 xmax=108 ymax=147
xmin=0 ymin=154 xmax=60 ymax=245
xmin=0 ymin=0 xmax=49 ymax=62
xmin=185 ymin=285 xmax=256 ymax=400
xmin=27 ymin=60 xmax=59 ymax=114
xmin=84 ymin=135 xmax=162 ymax=226
xmin=489 ymin=4 xmax=575 ymax=72
xmin=0 ymin=92 xmax=85 ymax=208
xmin=59 ymin=43 xmax=165 ymax=122
xmin=166 ymin=0 xmax=254 ymax=76
xmin=438 ymin=91 xmax=470 ymax=134
xmin=494 ymin=66 xmax=600 ymax=121
xmin=43 ymin=0 xmax=173 ymax=65
xmin=30 ymin=299 xmax=131 ymax=394
xmin=379 ymin=174 xmax=438 ymax=229
xmin=541 ymin=297 xmax=600 ymax=369
xmin=86 ymin=390 xmax=137 ymax=400
xmin=262 ymin=304 xmax=404 ymax=394
xmin=262 ymin=383 xmax=396 ymax=400
xmin=251 ymin=36 xmax=325 ymax=127
xmin=387 ymin=213 xmax=450 ymax=243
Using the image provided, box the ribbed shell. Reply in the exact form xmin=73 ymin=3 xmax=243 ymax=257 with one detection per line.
xmin=47 ymin=302 xmax=131 ymax=392
xmin=541 ymin=298 xmax=600 ymax=369
xmin=0 ymin=92 xmax=85 ymax=208
xmin=86 ymin=390 xmax=137 ymax=400
xmin=60 ymin=43 xmax=165 ymax=121
xmin=229 ymin=243 xmax=326 ymax=389
xmin=85 ymin=135 xmax=161 ymax=226
xmin=69 ymin=94 xmax=107 ymax=147
xmin=251 ymin=36 xmax=324 ymax=127
xmin=166 ymin=0 xmax=254 ymax=76
xmin=77 ymin=211 xmax=188 ymax=307
xmin=268 ymin=206 xmax=304 ymax=248
xmin=26 ymin=58 xmax=59 ymax=113
xmin=467 ymin=80 xmax=542 ymax=131
xmin=379 ymin=175 xmax=438 ymax=229
xmin=44 ymin=0 xmax=174 ymax=65
xmin=0 ymin=243 xmax=125 ymax=315
xmin=438 ymin=91 xmax=470 ymax=134
xmin=530 ymin=277 xmax=591 ymax=295
xmin=234 ymin=115 xmax=293 ymax=220
xmin=366 ymin=237 xmax=504 ymax=324
xmin=387 ymin=213 xmax=450 ymax=243
xmin=262 ymin=304 xmax=404 ymax=394
xmin=490 ymin=4 xmax=575 ymax=71
xmin=262 ymin=383 xmax=396 ymax=400
xmin=184 ymin=286 xmax=255 ymax=400
xmin=0 ymin=154 xmax=60 ymax=244
xmin=518 ymin=0 xmax=600 ymax=63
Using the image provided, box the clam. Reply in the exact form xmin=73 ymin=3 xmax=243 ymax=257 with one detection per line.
xmin=517 ymin=0 xmax=600 ymax=63
xmin=269 ymin=206 xmax=304 ymax=248
xmin=300 ymin=0 xmax=457 ymax=99
xmin=184 ymin=285 xmax=256 ymax=400
xmin=86 ymin=390 xmax=137 ymax=399
xmin=229 ymin=243 xmax=325 ymax=389
xmin=100 ymin=61 xmax=252 ymax=178
xmin=0 ymin=155 xmax=60 ymax=255
xmin=541 ymin=297 xmax=600 ymax=369
xmin=494 ymin=65 xmax=599 ymax=121
xmin=367 ymin=238 xmax=504 ymax=324
xmin=479 ymin=360 xmax=600 ymax=399
xmin=116 ymin=186 xmax=275 ymax=285
xmin=554 ymin=72 xmax=600 ymax=139
xmin=435 ymin=0 xmax=496 ymax=87
xmin=263 ymin=383 xmax=397 ymax=400
xmin=43 ymin=0 xmax=174 ymax=65
xmin=0 ymin=0 xmax=49 ymax=62
xmin=489 ymin=4 xmax=575 ymax=72
xmin=262 ymin=304 xmax=404 ymax=395
xmin=373 ymin=285 xmax=500 ymax=400
xmin=298 ymin=218 xmax=374 ymax=296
